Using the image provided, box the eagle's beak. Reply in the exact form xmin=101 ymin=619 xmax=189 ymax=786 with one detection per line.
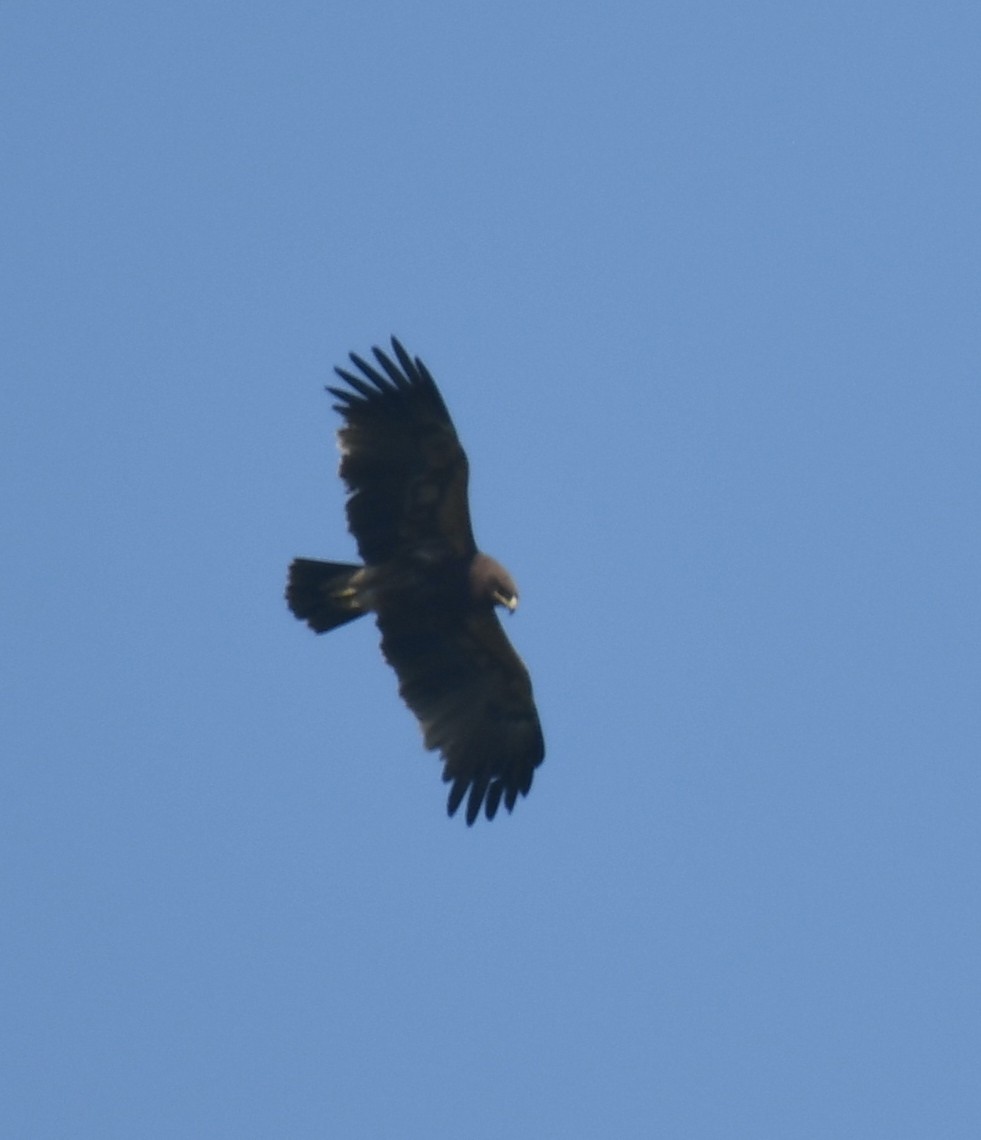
xmin=494 ymin=590 xmax=518 ymax=614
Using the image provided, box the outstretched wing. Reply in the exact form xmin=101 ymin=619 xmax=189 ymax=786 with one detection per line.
xmin=328 ymin=338 xmax=476 ymax=566
xmin=377 ymin=603 xmax=545 ymax=824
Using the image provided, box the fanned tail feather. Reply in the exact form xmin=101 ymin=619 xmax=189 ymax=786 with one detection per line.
xmin=286 ymin=558 xmax=366 ymax=633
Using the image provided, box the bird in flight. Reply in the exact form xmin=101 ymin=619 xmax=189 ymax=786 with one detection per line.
xmin=286 ymin=338 xmax=544 ymax=824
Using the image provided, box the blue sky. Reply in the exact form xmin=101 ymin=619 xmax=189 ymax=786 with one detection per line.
xmin=3 ymin=2 xmax=980 ymax=1136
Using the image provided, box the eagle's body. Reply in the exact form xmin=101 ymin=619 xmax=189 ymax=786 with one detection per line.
xmin=286 ymin=338 xmax=544 ymax=824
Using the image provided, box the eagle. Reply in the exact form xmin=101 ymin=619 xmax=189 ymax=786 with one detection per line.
xmin=286 ymin=338 xmax=544 ymax=824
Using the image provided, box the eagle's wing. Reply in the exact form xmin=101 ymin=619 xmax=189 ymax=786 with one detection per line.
xmin=328 ymin=338 xmax=475 ymax=565
xmin=377 ymin=605 xmax=545 ymax=824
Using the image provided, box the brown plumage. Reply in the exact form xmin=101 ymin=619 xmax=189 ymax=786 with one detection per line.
xmin=286 ymin=338 xmax=544 ymax=824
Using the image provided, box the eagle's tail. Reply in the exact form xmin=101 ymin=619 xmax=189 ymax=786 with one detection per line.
xmin=286 ymin=558 xmax=367 ymax=633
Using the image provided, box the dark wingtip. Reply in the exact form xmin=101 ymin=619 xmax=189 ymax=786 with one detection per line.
xmin=447 ymin=778 xmax=468 ymax=820
xmin=484 ymin=780 xmax=505 ymax=821
xmin=465 ymin=777 xmax=488 ymax=826
xmin=446 ymin=767 xmax=536 ymax=825
xmin=389 ymin=336 xmax=417 ymax=377
xmin=329 ymin=337 xmax=451 ymax=425
xmin=328 ymin=338 xmax=430 ymax=409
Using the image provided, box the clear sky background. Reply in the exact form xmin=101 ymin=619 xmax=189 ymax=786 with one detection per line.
xmin=3 ymin=3 xmax=980 ymax=1137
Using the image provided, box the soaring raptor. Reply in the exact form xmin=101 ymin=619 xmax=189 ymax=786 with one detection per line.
xmin=286 ymin=338 xmax=544 ymax=824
